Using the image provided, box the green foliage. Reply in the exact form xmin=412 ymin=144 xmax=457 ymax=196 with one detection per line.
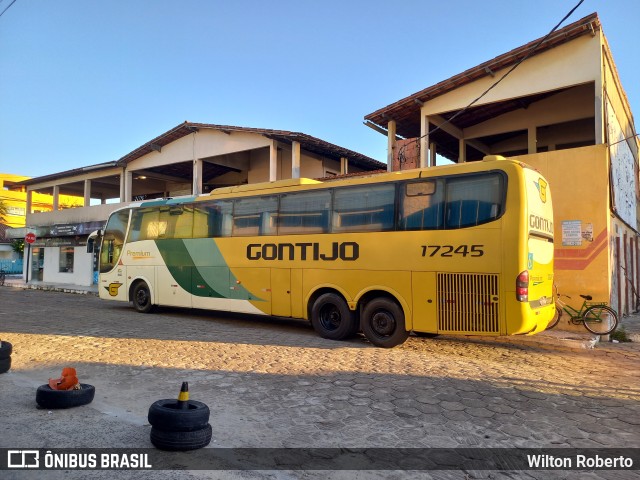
xmin=11 ymin=239 xmax=24 ymax=257
xmin=610 ymin=326 xmax=630 ymax=342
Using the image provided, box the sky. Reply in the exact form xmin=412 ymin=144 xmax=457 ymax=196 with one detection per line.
xmin=1 ymin=0 xmax=639 ymax=178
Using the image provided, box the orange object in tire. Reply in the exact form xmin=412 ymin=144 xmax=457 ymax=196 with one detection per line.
xmin=48 ymin=367 xmax=79 ymax=390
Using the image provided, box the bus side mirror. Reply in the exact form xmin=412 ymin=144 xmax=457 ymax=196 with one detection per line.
xmin=87 ymin=238 xmax=95 ymax=253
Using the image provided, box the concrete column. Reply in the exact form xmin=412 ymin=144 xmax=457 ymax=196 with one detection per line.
xmin=52 ymin=185 xmax=60 ymax=211
xmin=193 ymin=158 xmax=203 ymax=195
xmin=25 ymin=189 xmax=33 ymax=215
xmin=429 ymin=142 xmax=437 ymax=167
xmin=528 ymin=126 xmax=537 ymax=154
xmin=387 ymin=120 xmax=396 ymax=172
xmin=458 ymin=138 xmax=466 ymax=163
xmin=340 ymin=157 xmax=348 ymax=175
xmin=420 ymin=115 xmax=429 ymax=168
xmin=269 ymin=140 xmax=278 ymax=181
xmin=291 ymin=141 xmax=301 ymax=179
xmin=122 ymin=171 xmax=132 ymax=202
xmin=83 ymin=179 xmax=91 ymax=206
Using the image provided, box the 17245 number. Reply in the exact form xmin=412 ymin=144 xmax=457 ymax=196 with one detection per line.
xmin=420 ymin=245 xmax=484 ymax=257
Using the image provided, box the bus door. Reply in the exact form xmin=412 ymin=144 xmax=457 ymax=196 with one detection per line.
xmin=230 ymin=267 xmax=271 ymax=313
xmin=157 ymin=265 xmax=192 ymax=308
xmin=271 ymin=268 xmax=291 ymax=317
xmin=411 ymin=272 xmax=439 ymax=333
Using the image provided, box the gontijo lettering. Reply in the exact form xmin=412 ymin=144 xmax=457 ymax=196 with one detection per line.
xmin=247 ymin=242 xmax=359 ymax=261
xmin=530 ymin=215 xmax=553 ymax=234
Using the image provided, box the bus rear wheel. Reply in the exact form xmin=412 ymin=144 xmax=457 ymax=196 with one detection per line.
xmin=310 ymin=293 xmax=357 ymax=340
xmin=361 ymin=298 xmax=409 ymax=348
xmin=132 ymin=281 xmax=154 ymax=313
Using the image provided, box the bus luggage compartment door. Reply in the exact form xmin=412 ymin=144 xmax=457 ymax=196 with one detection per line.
xmin=411 ymin=272 xmax=438 ymax=334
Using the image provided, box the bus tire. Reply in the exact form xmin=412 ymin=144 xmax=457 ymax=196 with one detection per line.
xmin=133 ymin=282 xmax=154 ymax=313
xmin=0 ymin=341 xmax=12 ymax=360
xmin=361 ymin=298 xmax=409 ymax=348
xmin=310 ymin=293 xmax=357 ymax=341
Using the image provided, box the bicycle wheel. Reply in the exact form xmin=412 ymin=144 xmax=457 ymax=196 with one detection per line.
xmin=546 ymin=306 xmax=562 ymax=330
xmin=581 ymin=305 xmax=618 ymax=335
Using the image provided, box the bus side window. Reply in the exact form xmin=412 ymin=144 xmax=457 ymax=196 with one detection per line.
xmin=233 ymin=196 xmax=278 ymax=236
xmin=445 ymin=174 xmax=504 ymax=228
xmin=278 ymin=190 xmax=331 ymax=235
xmin=400 ymin=180 xmax=444 ymax=230
xmin=195 ymin=200 xmax=233 ymax=238
xmin=332 ymin=184 xmax=395 ymax=233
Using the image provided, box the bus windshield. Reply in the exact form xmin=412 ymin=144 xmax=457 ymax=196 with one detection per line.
xmin=100 ymin=209 xmax=130 ymax=273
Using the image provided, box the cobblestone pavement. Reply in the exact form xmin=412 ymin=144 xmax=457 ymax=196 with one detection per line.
xmin=1 ymin=288 xmax=639 ymax=480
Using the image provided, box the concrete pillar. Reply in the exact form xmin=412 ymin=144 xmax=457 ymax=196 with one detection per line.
xmin=25 ymin=189 xmax=32 ymax=215
xmin=340 ymin=157 xmax=348 ymax=175
xmin=291 ymin=141 xmax=301 ymax=179
xmin=269 ymin=140 xmax=278 ymax=181
xmin=420 ymin=115 xmax=429 ymax=168
xmin=193 ymin=158 xmax=203 ymax=195
xmin=528 ymin=126 xmax=537 ymax=154
xmin=52 ymin=185 xmax=60 ymax=211
xmin=458 ymin=138 xmax=466 ymax=163
xmin=83 ymin=179 xmax=91 ymax=207
xmin=122 ymin=171 xmax=132 ymax=202
xmin=429 ymin=142 xmax=437 ymax=167
xmin=387 ymin=120 xmax=396 ymax=172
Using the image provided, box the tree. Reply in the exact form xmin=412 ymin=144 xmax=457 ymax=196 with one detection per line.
xmin=12 ymin=239 xmax=24 ymax=257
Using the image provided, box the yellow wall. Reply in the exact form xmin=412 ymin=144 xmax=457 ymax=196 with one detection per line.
xmin=520 ymin=145 xmax=611 ymax=309
xmin=0 ymin=174 xmax=83 ymax=229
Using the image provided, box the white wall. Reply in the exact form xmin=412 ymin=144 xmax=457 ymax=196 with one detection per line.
xmin=42 ymin=246 xmax=94 ymax=286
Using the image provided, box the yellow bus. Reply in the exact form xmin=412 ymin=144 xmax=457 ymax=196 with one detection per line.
xmin=95 ymin=156 xmax=555 ymax=347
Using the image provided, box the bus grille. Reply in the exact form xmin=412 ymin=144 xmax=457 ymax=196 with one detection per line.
xmin=437 ymin=273 xmax=500 ymax=333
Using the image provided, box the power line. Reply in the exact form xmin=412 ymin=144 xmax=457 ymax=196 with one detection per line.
xmin=0 ymin=0 xmax=17 ymax=18
xmin=398 ymin=0 xmax=585 ymax=164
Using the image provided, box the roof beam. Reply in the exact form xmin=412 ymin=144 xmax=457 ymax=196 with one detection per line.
xmin=429 ymin=114 xmax=491 ymax=155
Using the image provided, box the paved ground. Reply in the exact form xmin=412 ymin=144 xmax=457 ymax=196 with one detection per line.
xmin=1 ymin=287 xmax=639 ymax=479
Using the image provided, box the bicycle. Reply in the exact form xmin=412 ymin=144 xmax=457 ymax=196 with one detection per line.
xmin=0 ymin=268 xmax=5 ymax=287
xmin=547 ymin=285 xmax=618 ymax=335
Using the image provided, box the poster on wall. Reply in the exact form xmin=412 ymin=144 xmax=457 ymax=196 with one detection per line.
xmin=562 ymin=220 xmax=582 ymax=246
xmin=607 ymin=98 xmax=637 ymax=228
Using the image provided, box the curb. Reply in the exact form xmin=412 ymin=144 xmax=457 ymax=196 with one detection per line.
xmin=4 ymin=282 xmax=98 ymax=296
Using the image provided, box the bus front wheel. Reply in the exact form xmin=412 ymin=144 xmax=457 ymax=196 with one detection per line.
xmin=132 ymin=282 xmax=154 ymax=313
xmin=310 ymin=293 xmax=358 ymax=341
xmin=361 ymin=298 xmax=409 ymax=348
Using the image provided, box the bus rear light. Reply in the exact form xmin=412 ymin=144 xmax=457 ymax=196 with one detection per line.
xmin=516 ymin=270 xmax=529 ymax=302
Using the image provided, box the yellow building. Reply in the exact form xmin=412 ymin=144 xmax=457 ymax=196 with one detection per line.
xmin=365 ymin=13 xmax=640 ymax=323
xmin=1 ymin=173 xmax=83 ymax=229
xmin=1 ymin=174 xmax=83 ymax=261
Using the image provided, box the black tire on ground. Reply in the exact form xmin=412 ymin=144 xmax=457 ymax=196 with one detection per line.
xmin=150 ymin=424 xmax=212 ymax=451
xmin=148 ymin=399 xmax=210 ymax=432
xmin=361 ymin=298 xmax=409 ymax=348
xmin=310 ymin=293 xmax=358 ymax=340
xmin=35 ymin=384 xmax=95 ymax=409
xmin=0 ymin=356 xmax=10 ymax=374
xmin=0 ymin=341 xmax=12 ymax=360
xmin=546 ymin=306 xmax=563 ymax=330
xmin=582 ymin=305 xmax=618 ymax=335
xmin=132 ymin=282 xmax=154 ymax=313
